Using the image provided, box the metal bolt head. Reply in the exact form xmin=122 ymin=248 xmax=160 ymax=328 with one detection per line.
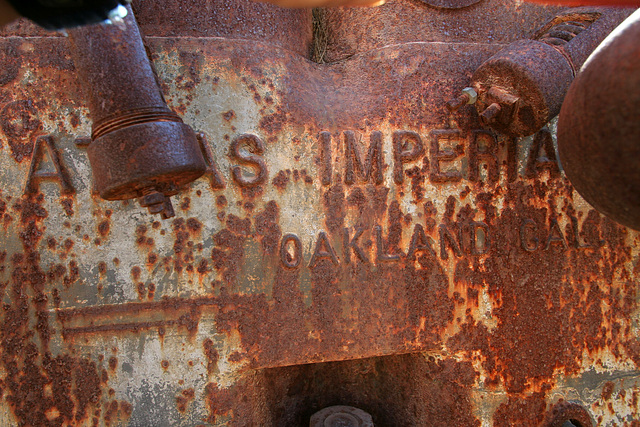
xmin=461 ymin=87 xmax=478 ymax=104
xmin=137 ymin=190 xmax=176 ymax=219
xmin=310 ymin=406 xmax=374 ymax=427
xmin=325 ymin=413 xmax=360 ymax=427
xmin=105 ymin=4 xmax=129 ymax=28
xmin=479 ymin=102 xmax=502 ymax=125
xmin=160 ymin=198 xmax=175 ymax=219
xmin=446 ymin=87 xmax=478 ymax=112
xmin=108 ymin=4 xmax=129 ymax=22
xmin=138 ymin=191 xmax=165 ymax=207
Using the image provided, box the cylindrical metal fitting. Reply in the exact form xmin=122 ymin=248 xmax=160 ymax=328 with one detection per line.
xmin=470 ymin=7 xmax=633 ymax=137
xmin=68 ymin=5 xmax=206 ymax=216
xmin=557 ymin=9 xmax=640 ymax=230
xmin=471 ymin=38 xmax=573 ymax=136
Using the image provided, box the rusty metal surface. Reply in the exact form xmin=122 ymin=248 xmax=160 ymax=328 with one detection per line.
xmin=417 ymin=0 xmax=482 ymax=10
xmin=319 ymin=0 xmax=566 ymax=62
xmin=131 ymin=0 xmax=314 ymax=58
xmin=557 ymin=9 xmax=640 ymax=232
xmin=0 ymin=0 xmax=638 ymax=426
xmin=419 ymin=0 xmax=482 ymax=9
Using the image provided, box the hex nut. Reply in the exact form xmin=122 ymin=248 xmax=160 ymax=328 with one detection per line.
xmin=461 ymin=87 xmax=478 ymax=104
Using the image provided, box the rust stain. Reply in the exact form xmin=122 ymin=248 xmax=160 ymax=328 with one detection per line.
xmin=222 ymin=110 xmax=236 ymax=121
xmin=203 ymin=338 xmax=219 ymax=374
xmin=47 ymin=176 xmax=639 ymax=398
xmin=176 ymin=388 xmax=195 ymax=413
xmin=448 ymin=181 xmax=637 ymax=396
xmin=97 ymin=220 xmax=110 ymax=237
xmin=103 ymin=400 xmax=132 ymax=427
xmin=271 ymin=170 xmax=290 ymax=191
xmin=0 ymin=100 xmax=41 ymax=162
xmin=1 ymin=193 xmax=106 ymax=425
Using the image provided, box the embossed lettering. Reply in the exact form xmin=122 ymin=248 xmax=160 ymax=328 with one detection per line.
xmin=1 ymin=100 xmax=41 ymax=163
xmin=470 ymin=221 xmax=490 ymax=255
xmin=545 ymin=219 xmax=567 ymax=250
xmin=73 ymin=137 xmax=91 ymax=147
xmin=468 ymin=130 xmax=499 ymax=183
xmin=280 ymin=234 xmax=302 ymax=269
xmin=375 ymin=225 xmax=400 ymax=263
xmin=344 ymin=131 xmax=384 ymax=186
xmin=197 ymin=132 xmax=225 ymax=189
xmin=526 ymin=128 xmax=559 ymax=178
xmin=570 ymin=216 xmax=593 ymax=249
xmin=319 ymin=131 xmax=332 ymax=186
xmin=24 ymin=135 xmax=74 ymax=195
xmin=309 ymin=231 xmax=339 ymax=268
xmin=230 ymin=133 xmax=267 ymax=187
xmin=407 ymin=223 xmax=436 ymax=260
xmin=438 ymin=224 xmax=462 ymax=260
xmin=393 ymin=131 xmax=424 ymax=184
xmin=430 ymin=129 xmax=463 ymax=183
xmin=343 ymin=227 xmax=369 ymax=264
xmin=520 ymin=219 xmax=539 ymax=252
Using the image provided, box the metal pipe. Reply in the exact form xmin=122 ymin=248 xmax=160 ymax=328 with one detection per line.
xmin=68 ymin=5 xmax=206 ymax=219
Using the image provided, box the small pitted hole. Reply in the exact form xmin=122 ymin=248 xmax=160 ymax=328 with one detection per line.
xmin=546 ymin=402 xmax=592 ymax=427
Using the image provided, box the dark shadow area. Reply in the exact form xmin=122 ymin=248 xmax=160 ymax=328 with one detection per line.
xmin=237 ymin=352 xmax=480 ymax=427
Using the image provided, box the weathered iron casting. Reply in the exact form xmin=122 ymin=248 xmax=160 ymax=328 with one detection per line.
xmin=557 ymin=9 xmax=640 ymax=231
xmin=449 ymin=7 xmax=633 ymax=137
xmin=0 ymin=0 xmax=639 ymax=425
xmin=68 ymin=6 xmax=207 ymax=219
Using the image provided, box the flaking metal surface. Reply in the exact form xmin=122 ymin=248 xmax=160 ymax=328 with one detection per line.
xmin=0 ymin=1 xmax=638 ymax=425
